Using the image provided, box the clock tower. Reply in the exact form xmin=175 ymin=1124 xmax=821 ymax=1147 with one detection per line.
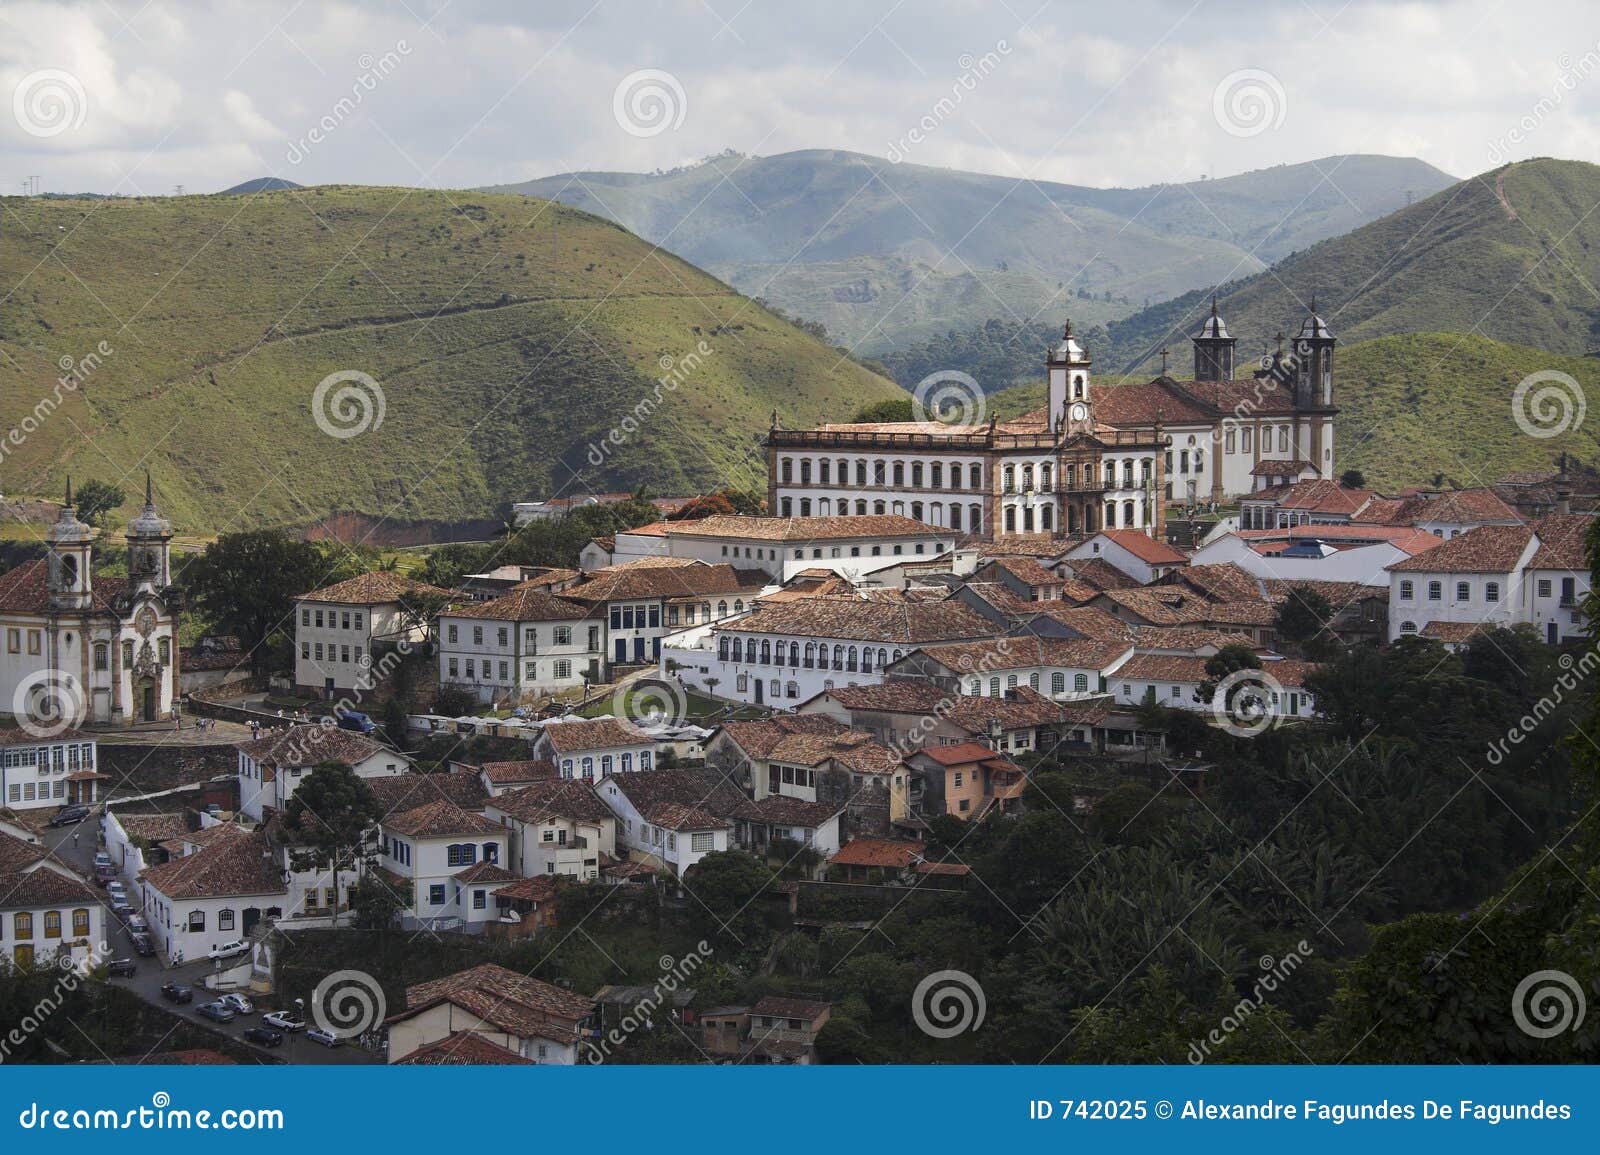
xmin=1046 ymin=318 xmax=1091 ymax=429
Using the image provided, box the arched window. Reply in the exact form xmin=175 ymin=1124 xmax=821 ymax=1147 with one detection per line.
xmin=1123 ymin=500 xmax=1135 ymax=527
xmin=833 ymin=645 xmax=844 ymax=671
xmin=93 ymin=643 xmax=108 ymax=671
xmin=639 ymin=751 xmax=652 ymax=770
xmin=1051 ymin=673 xmax=1065 ymax=694
xmin=949 ymin=504 xmax=961 ymax=530
xmin=72 ymin=908 xmax=90 ymax=936
xmin=846 ymin=647 xmax=858 ymax=672
xmin=718 ymin=600 xmax=729 ymax=616
xmin=1040 ymin=504 xmax=1053 ymax=531
xmin=620 ymin=753 xmax=633 ymax=771
xmin=218 ymin=908 xmax=236 ymax=930
xmin=861 ymin=648 xmax=873 ymax=674
xmin=969 ymin=679 xmax=981 ymax=695
xmin=800 ymin=459 xmax=811 ymax=484
xmin=483 ymin=843 xmax=499 ymax=863
xmin=911 ymin=501 xmax=924 ymax=521
xmin=718 ymin=636 xmax=730 ymax=661
xmin=819 ymin=460 xmax=830 ymax=484
xmin=781 ymin=459 xmax=793 ymax=483
xmin=601 ymin=754 xmax=614 ymax=775
xmin=892 ymin=462 xmax=904 ymax=486
xmin=760 ymin=639 xmax=771 ymax=664
xmin=1074 ymin=673 xmax=1089 ymax=693
xmin=1007 ymin=675 xmax=1018 ymax=690
xmin=912 ymin=462 xmax=923 ymax=486
xmin=1003 ymin=465 xmax=1015 ymax=492
xmin=988 ymin=677 xmax=1000 ymax=696
xmin=1005 ymin=507 xmax=1016 ymax=534
xmin=581 ymin=756 xmax=594 ymax=778
xmin=734 ymin=599 xmax=744 ymax=613
xmin=561 ymin=759 xmax=575 ymax=778
xmin=892 ymin=649 xmax=902 ymax=662
xmin=855 ymin=499 xmax=867 ymax=515
xmin=43 ymin=911 xmax=61 ymax=938
xmin=1029 ymin=673 xmax=1040 ymax=690
xmin=969 ymin=464 xmax=982 ymax=488
xmin=803 ymin=642 xmax=816 ymax=668
xmin=873 ymin=500 xmax=886 ymax=515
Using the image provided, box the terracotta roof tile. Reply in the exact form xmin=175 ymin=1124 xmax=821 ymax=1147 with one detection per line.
xmin=829 ymin=838 xmax=925 ymax=868
xmin=140 ymin=830 xmax=287 ymax=900
xmin=393 ymin=1031 xmax=533 ymax=1065
xmin=720 ymin=599 xmax=994 ymax=644
xmin=400 ymin=963 xmax=595 ymax=1042
xmin=540 ymin=718 xmax=651 ymax=754
xmin=298 ymin=572 xmax=452 ymax=605
xmin=489 ymin=779 xmax=613 ymax=825
xmin=1388 ymin=523 xmax=1538 ymax=574
xmin=665 ymin=514 xmax=940 ymax=541
xmin=442 ymin=589 xmax=590 ymax=622
xmin=382 ymin=799 xmax=504 ymax=839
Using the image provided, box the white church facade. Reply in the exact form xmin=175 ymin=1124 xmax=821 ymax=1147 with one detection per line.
xmin=765 ymin=300 xmax=1339 ymax=541
xmin=0 ymin=478 xmax=182 ymax=732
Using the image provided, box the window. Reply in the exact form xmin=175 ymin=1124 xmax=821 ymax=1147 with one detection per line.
xmin=691 ymin=833 xmax=715 ymax=853
xmin=1456 ymin=582 xmax=1470 ymax=601
xmin=1486 ymin=582 xmax=1500 ymax=602
xmin=1538 ymin=579 xmax=1553 ymax=597
xmin=93 ymin=643 xmax=108 ymax=671
xmin=1400 ymin=621 xmax=1418 ymax=634
xmin=1428 ymin=581 xmax=1442 ymax=601
xmin=429 ymin=885 xmax=446 ymax=906
xmin=1399 ymin=580 xmax=1414 ymax=600
xmin=218 ymin=909 xmax=235 ymax=931
xmin=13 ymin=913 xmax=31 ymax=939
xmin=1074 ymin=673 xmax=1089 ymax=693
xmin=188 ymin=911 xmax=206 ymax=931
xmin=72 ymin=908 xmax=90 ymax=936
xmin=447 ymin=624 xmax=458 ymax=643
xmin=43 ymin=911 xmax=61 ymax=938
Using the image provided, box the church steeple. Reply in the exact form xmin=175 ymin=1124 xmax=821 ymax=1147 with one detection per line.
xmin=1191 ymin=293 xmax=1236 ymax=382
xmin=47 ymin=477 xmax=94 ymax=610
xmin=126 ymin=470 xmax=174 ymax=589
xmin=1293 ymin=295 xmax=1336 ymax=407
xmin=1046 ymin=318 xmax=1092 ymax=428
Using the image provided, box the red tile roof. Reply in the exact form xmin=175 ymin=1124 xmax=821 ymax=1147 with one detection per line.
xmin=383 ymin=800 xmax=504 ymax=839
xmin=393 ymin=1031 xmax=534 ymax=1065
xmin=0 ymin=559 xmax=129 ymax=614
xmin=489 ymin=779 xmax=614 ymax=825
xmin=1096 ymin=529 xmax=1188 ymax=566
xmin=829 ymin=838 xmax=925 ymax=868
xmin=399 ymin=963 xmax=596 ymax=1043
xmin=1388 ymin=523 xmax=1538 ymax=574
xmin=721 ymin=599 xmax=995 ymax=644
xmin=539 ymin=718 xmax=651 ymax=754
xmin=665 ymin=514 xmax=940 ymax=541
xmin=297 ymin=572 xmax=452 ymax=605
xmin=442 ymin=589 xmax=589 ymax=622
xmin=140 ymin=830 xmax=287 ymax=900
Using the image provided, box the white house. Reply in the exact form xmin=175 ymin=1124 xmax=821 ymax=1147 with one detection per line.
xmin=293 ymin=572 xmax=452 ymax=699
xmin=1188 ymin=527 xmax=1442 ymax=587
xmin=1387 ymin=515 xmax=1592 ymax=644
xmin=597 ymin=768 xmax=740 ymax=878
xmin=235 ymin=725 xmax=413 ymax=822
xmin=664 ymin=598 xmax=996 ymax=709
xmin=377 ymin=800 xmax=512 ymax=932
xmin=533 ymin=718 xmax=657 ymax=781
xmin=561 ymin=560 xmax=771 ymax=671
xmin=885 ymin=635 xmax=1135 ymax=701
xmin=0 ymin=828 xmax=105 ymax=971
xmin=1058 ymin=529 xmax=1189 ymax=585
xmin=646 ymin=515 xmax=959 ymax=582
xmin=137 ymin=828 xmax=288 ymax=962
xmin=436 ymin=588 xmax=603 ymax=705
xmin=1109 ymin=653 xmax=1319 ymax=720
xmin=386 ymin=963 xmax=599 ymax=1065
xmin=0 ymin=729 xmax=104 ymax=811
xmin=484 ymin=779 xmax=616 ymax=882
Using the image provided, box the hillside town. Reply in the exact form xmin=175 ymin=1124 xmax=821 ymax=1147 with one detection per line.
xmin=1 ymin=303 xmax=1594 ymax=1067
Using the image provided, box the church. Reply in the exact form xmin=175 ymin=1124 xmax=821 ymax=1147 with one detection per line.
xmin=765 ymin=300 xmax=1339 ymax=541
xmin=0 ymin=477 xmax=181 ymax=731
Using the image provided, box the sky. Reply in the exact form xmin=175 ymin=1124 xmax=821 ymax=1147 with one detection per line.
xmin=0 ymin=0 xmax=1597 ymax=197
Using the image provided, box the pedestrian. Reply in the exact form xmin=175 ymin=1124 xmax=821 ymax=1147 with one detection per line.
xmin=72 ymin=831 xmax=79 ymax=847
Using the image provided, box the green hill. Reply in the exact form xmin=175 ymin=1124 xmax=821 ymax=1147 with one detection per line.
xmin=489 ymin=150 xmax=1451 ymax=353
xmin=1103 ymin=158 xmax=1600 ymax=373
xmin=0 ymin=187 xmax=899 ymax=533
xmin=987 ymin=331 xmax=1600 ymax=491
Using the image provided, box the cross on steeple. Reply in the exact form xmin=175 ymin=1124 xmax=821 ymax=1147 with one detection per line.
xmin=1159 ymin=348 xmax=1170 ymax=374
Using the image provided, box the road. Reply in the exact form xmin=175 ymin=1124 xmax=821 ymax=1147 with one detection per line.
xmin=40 ymin=818 xmax=380 ymax=1065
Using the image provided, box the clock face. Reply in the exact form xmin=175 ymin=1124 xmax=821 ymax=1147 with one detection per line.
xmin=1070 ymin=403 xmax=1088 ymax=422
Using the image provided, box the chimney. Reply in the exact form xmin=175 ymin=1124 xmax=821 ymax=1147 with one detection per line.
xmin=1557 ymin=487 xmax=1572 ymax=516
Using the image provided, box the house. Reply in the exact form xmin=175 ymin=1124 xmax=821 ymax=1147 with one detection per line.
xmin=906 ymin=741 xmax=1027 ymax=819
xmin=561 ymin=559 xmax=770 ymax=672
xmin=886 ymin=635 xmax=1134 ymax=701
xmin=828 ymin=838 xmax=927 ymax=883
xmin=0 ymin=828 xmax=104 ymax=970
xmin=484 ymin=875 xmax=562 ymax=939
xmin=740 ymin=996 xmax=833 ymax=1064
xmin=648 ymin=514 xmax=958 ymax=581
xmin=1109 ymin=654 xmax=1319 ymax=721
xmin=1387 ymin=515 xmax=1592 ymax=644
xmin=596 ymin=768 xmax=745 ymax=877
xmin=385 ymin=963 xmax=599 ymax=1065
xmin=970 ymin=556 xmax=1079 ymax=602
xmin=454 ymin=758 xmax=559 ymax=797
xmin=437 ymin=588 xmax=603 ymax=705
xmin=0 ymin=481 xmax=180 ymax=727
xmin=1188 ymin=525 xmax=1441 ymax=586
xmin=377 ymin=801 xmax=513 ymax=932
xmin=392 ymin=1032 xmax=533 ymax=1065
xmin=1353 ymin=487 xmax=1525 ymax=539
xmin=664 ymin=597 xmax=996 ymax=708
xmin=455 ymin=566 xmax=581 ymax=601
xmin=0 ymin=729 xmax=104 ymax=811
xmin=1059 ymin=529 xmax=1188 ymax=584
xmin=235 ymin=725 xmax=413 ymax=822
xmin=293 ymin=572 xmax=452 ymax=700
xmin=533 ymin=718 xmax=657 ymax=781
xmin=137 ymin=828 xmax=288 ymax=962
xmin=485 ymin=779 xmax=616 ymax=881
xmin=1238 ymin=479 xmax=1372 ymax=530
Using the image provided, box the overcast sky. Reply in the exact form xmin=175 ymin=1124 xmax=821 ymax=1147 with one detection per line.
xmin=1 ymin=0 xmax=1596 ymax=197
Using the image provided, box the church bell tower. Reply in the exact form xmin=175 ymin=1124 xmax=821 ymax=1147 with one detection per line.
xmin=1047 ymin=319 xmax=1092 ymax=430
xmin=46 ymin=478 xmax=94 ymax=611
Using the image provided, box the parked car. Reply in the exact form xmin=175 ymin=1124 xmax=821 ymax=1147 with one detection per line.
xmin=160 ymin=982 xmax=193 ymax=1004
xmin=207 ymin=939 xmax=250 ymax=961
xmin=109 ymin=900 xmax=134 ymax=922
xmin=125 ymin=914 xmax=149 ymax=935
xmin=106 ymin=958 xmax=137 ymax=977
xmin=104 ymin=880 xmax=127 ymax=902
xmin=263 ymin=1011 xmax=305 ymax=1032
xmin=48 ymin=805 xmax=89 ymax=827
xmin=129 ymin=932 xmax=155 ymax=957
xmin=305 ymin=1027 xmax=342 ymax=1048
xmin=196 ymin=1001 xmax=236 ymax=1023
xmin=242 ymin=1026 xmax=284 ymax=1048
xmin=336 ymin=710 xmax=376 ymax=734
xmin=219 ymin=993 xmax=253 ymax=1015
xmin=93 ymin=851 xmax=112 ymax=869
xmin=95 ymin=865 xmax=118 ymax=885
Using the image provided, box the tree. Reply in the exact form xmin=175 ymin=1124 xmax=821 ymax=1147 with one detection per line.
xmin=667 ymin=492 xmax=736 ymax=520
xmin=850 ymin=396 xmax=914 ymax=423
xmin=180 ymin=530 xmax=333 ymax=672
xmin=681 ymin=849 xmax=777 ymax=941
xmin=73 ymin=479 xmax=126 ymax=527
xmin=1273 ymin=584 xmax=1338 ymax=660
xmin=282 ymin=760 xmax=380 ymax=871
xmin=348 ymin=872 xmax=411 ymax=930
xmin=433 ymin=686 xmax=477 ymax=717
xmin=1338 ymin=469 xmax=1366 ymax=489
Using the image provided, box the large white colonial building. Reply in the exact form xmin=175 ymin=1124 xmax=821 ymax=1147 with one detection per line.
xmin=765 ymin=301 xmax=1339 ymax=540
xmin=0 ymin=478 xmax=180 ymax=730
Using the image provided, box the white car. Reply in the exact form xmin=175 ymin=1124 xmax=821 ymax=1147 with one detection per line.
xmin=219 ymin=993 xmax=253 ymax=1014
xmin=263 ymin=1011 xmax=305 ymax=1032
xmin=305 ymin=1027 xmax=342 ymax=1048
xmin=207 ymin=939 xmax=250 ymax=961
xmin=105 ymin=881 xmax=127 ymax=901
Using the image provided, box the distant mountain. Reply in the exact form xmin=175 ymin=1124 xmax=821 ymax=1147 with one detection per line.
xmin=986 ymin=331 xmax=1600 ymax=492
xmin=0 ymin=187 xmax=898 ymax=531
xmin=221 ymin=176 xmax=302 ymax=194
xmin=487 ymin=150 xmax=1453 ymax=353
xmin=1104 ymin=158 xmax=1600 ymax=373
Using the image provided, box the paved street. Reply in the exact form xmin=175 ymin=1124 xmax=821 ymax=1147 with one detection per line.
xmin=40 ymin=818 xmax=380 ymax=1065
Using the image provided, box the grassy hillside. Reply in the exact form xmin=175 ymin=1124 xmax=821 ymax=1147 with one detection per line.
xmin=1103 ymin=159 xmax=1600 ymax=373
xmin=490 ymin=150 xmax=1451 ymax=353
xmin=986 ymin=331 xmax=1600 ymax=491
xmin=0 ymin=187 xmax=900 ymax=533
